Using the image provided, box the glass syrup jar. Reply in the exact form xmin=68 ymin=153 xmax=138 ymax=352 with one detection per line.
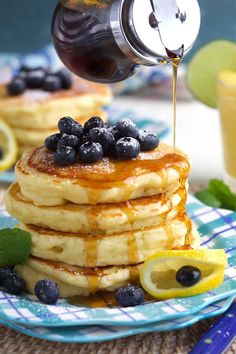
xmin=52 ymin=0 xmax=201 ymax=83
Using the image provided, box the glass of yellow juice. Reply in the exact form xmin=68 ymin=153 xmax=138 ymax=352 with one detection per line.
xmin=218 ymin=70 xmax=236 ymax=192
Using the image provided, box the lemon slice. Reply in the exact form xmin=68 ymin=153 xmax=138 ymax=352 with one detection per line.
xmin=0 ymin=120 xmax=18 ymax=171
xmin=140 ymin=249 xmax=227 ymax=300
xmin=187 ymin=40 xmax=236 ymax=108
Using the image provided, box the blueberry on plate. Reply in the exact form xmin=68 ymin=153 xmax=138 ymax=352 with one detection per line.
xmin=3 ymin=272 xmax=26 ymax=295
xmin=108 ymin=126 xmax=122 ymax=141
xmin=137 ymin=130 xmax=159 ymax=151
xmin=87 ymin=127 xmax=115 ymax=151
xmin=43 ymin=75 xmax=62 ymax=92
xmin=25 ymin=69 xmax=46 ymax=89
xmin=58 ymin=117 xmax=83 ymax=137
xmin=44 ymin=133 xmax=61 ymax=151
xmin=34 ymin=279 xmax=59 ymax=305
xmin=115 ymin=284 xmax=144 ymax=307
xmin=56 ymin=69 xmax=72 ymax=89
xmin=57 ymin=134 xmax=80 ymax=149
xmin=54 ymin=146 xmax=77 ymax=166
xmin=0 ymin=266 xmax=14 ymax=285
xmin=7 ymin=78 xmax=26 ymax=96
xmin=79 ymin=141 xmax=103 ymax=163
xmin=116 ymin=118 xmax=139 ymax=138
xmin=176 ymin=266 xmax=201 ymax=287
xmin=115 ymin=137 xmax=140 ymax=159
xmin=84 ymin=116 xmax=105 ymax=133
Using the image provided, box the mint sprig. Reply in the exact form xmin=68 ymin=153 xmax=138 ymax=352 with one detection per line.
xmin=195 ymin=179 xmax=236 ymax=211
xmin=0 ymin=228 xmax=31 ymax=266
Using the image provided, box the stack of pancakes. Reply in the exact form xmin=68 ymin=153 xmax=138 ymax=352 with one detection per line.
xmin=5 ymin=143 xmax=200 ymax=297
xmin=0 ymin=76 xmax=112 ymax=154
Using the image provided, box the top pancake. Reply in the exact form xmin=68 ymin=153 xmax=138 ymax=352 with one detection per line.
xmin=16 ymin=143 xmax=190 ymax=206
xmin=0 ymin=76 xmax=112 ymax=129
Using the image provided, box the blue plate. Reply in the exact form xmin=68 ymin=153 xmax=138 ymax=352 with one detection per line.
xmin=0 ymin=196 xmax=236 ymax=328
xmin=0 ymin=107 xmax=169 ymax=183
xmin=0 ymin=296 xmax=234 ymax=343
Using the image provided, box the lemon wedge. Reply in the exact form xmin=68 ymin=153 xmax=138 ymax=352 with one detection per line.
xmin=140 ymin=249 xmax=228 ymax=300
xmin=0 ymin=120 xmax=18 ymax=171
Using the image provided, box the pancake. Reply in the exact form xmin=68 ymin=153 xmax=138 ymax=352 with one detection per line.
xmin=16 ymin=256 xmax=142 ymax=296
xmin=18 ymin=216 xmax=200 ymax=267
xmin=16 ymin=143 xmax=190 ymax=206
xmin=12 ymin=109 xmax=108 ymax=146
xmin=0 ymin=76 xmax=112 ymax=129
xmin=6 ymin=183 xmax=188 ymax=234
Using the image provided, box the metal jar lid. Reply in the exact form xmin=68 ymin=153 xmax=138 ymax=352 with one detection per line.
xmin=110 ymin=0 xmax=201 ymax=65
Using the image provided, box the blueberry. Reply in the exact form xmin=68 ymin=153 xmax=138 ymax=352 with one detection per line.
xmin=116 ymin=118 xmax=139 ymax=138
xmin=17 ymin=71 xmax=27 ymax=80
xmin=0 ymin=266 xmax=14 ymax=285
xmin=108 ymin=126 xmax=122 ymax=141
xmin=115 ymin=284 xmax=144 ymax=307
xmin=34 ymin=280 xmax=59 ymax=305
xmin=3 ymin=273 xmax=26 ymax=295
xmin=54 ymin=146 xmax=77 ymax=166
xmin=79 ymin=141 xmax=103 ymax=163
xmin=176 ymin=266 xmax=201 ymax=287
xmin=43 ymin=75 xmax=62 ymax=92
xmin=58 ymin=117 xmax=83 ymax=137
xmin=25 ymin=69 xmax=46 ymax=89
xmin=115 ymin=137 xmax=140 ymax=159
xmin=137 ymin=130 xmax=159 ymax=151
xmin=19 ymin=64 xmax=32 ymax=72
xmin=44 ymin=133 xmax=61 ymax=151
xmin=7 ymin=78 xmax=26 ymax=96
xmin=84 ymin=116 xmax=105 ymax=133
xmin=56 ymin=69 xmax=72 ymax=89
xmin=57 ymin=134 xmax=80 ymax=149
xmin=20 ymin=64 xmax=45 ymax=72
xmin=87 ymin=127 xmax=115 ymax=151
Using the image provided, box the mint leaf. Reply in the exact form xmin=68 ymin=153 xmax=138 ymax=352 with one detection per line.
xmin=208 ymin=179 xmax=236 ymax=211
xmin=195 ymin=189 xmax=222 ymax=208
xmin=0 ymin=228 xmax=31 ymax=266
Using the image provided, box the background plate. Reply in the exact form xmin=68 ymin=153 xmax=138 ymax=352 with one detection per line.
xmin=0 ymin=196 xmax=236 ymax=327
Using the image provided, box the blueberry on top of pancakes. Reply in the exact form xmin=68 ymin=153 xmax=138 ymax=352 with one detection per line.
xmin=115 ymin=137 xmax=140 ymax=159
xmin=25 ymin=69 xmax=46 ymax=89
xmin=116 ymin=118 xmax=139 ymax=138
xmin=7 ymin=66 xmax=73 ymax=96
xmin=87 ymin=127 xmax=115 ymax=152
xmin=45 ymin=116 xmax=159 ymax=166
xmin=57 ymin=134 xmax=80 ymax=149
xmin=56 ymin=68 xmax=73 ymax=89
xmin=79 ymin=141 xmax=103 ymax=163
xmin=84 ymin=116 xmax=106 ymax=133
xmin=58 ymin=117 xmax=83 ymax=137
xmin=43 ymin=74 xmax=62 ymax=92
xmin=7 ymin=77 xmax=26 ymax=96
xmin=44 ymin=133 xmax=61 ymax=151
xmin=137 ymin=130 xmax=160 ymax=151
xmin=54 ymin=146 xmax=77 ymax=166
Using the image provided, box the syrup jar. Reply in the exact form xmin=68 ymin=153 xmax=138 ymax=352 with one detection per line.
xmin=52 ymin=0 xmax=201 ymax=83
